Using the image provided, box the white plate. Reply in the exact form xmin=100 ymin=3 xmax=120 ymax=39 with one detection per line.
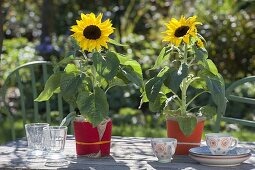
xmin=189 ymin=146 xmax=251 ymax=167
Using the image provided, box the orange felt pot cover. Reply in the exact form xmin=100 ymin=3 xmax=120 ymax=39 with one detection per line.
xmin=73 ymin=119 xmax=112 ymax=156
xmin=166 ymin=118 xmax=205 ymax=155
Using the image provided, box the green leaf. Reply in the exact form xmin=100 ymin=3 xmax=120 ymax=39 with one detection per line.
xmin=199 ymin=105 xmax=217 ymax=119
xmin=151 ymin=47 xmax=170 ymax=70
xmin=65 ymin=64 xmax=79 ymax=74
xmin=161 ymin=84 xmax=172 ymax=94
xmin=116 ymin=70 xmax=130 ymax=84
xmin=194 ymin=46 xmax=208 ymax=62
xmin=81 ymin=76 xmax=93 ymax=92
xmin=114 ymin=52 xmax=130 ymax=65
xmin=108 ymin=39 xmax=128 ymax=47
xmin=177 ymin=116 xmax=197 ymax=136
xmin=35 ymin=72 xmax=62 ymax=101
xmin=194 ymin=68 xmax=221 ymax=90
xmin=54 ymin=87 xmax=61 ymax=93
xmin=139 ymin=91 xmax=149 ymax=108
xmin=190 ymin=77 xmax=207 ymax=90
xmin=108 ymin=77 xmax=126 ymax=89
xmin=53 ymin=55 xmax=75 ymax=72
xmin=60 ymin=73 xmax=82 ymax=107
xmin=157 ymin=66 xmax=169 ymax=78
xmin=145 ymin=77 xmax=164 ymax=102
xmin=122 ymin=60 xmax=143 ymax=79
xmin=206 ymin=76 xmax=227 ymax=116
xmin=205 ymin=59 xmax=219 ymax=75
xmin=92 ymin=52 xmax=120 ymax=81
xmin=121 ymin=66 xmax=143 ymax=87
xmin=164 ymin=63 xmax=188 ymax=93
xmin=149 ymin=92 xmax=167 ymax=112
xmin=77 ymin=87 xmax=109 ymax=126
xmin=114 ymin=52 xmax=143 ymax=84
xmin=60 ymin=112 xmax=76 ymax=126
xmin=185 ymin=76 xmax=200 ymax=87
xmin=164 ymin=108 xmax=181 ymax=117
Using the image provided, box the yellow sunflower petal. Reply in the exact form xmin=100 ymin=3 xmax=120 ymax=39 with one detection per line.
xmin=96 ymin=43 xmax=101 ymax=51
xmin=70 ymin=25 xmax=83 ymax=32
xmin=80 ymin=40 xmax=87 ymax=51
xmin=72 ymin=32 xmax=84 ymax=42
xmin=187 ymin=16 xmax=197 ymax=24
xmin=180 ymin=15 xmax=186 ymax=24
xmin=183 ymin=35 xmax=190 ymax=44
xmin=188 ymin=26 xmax=197 ymax=37
xmin=88 ymin=13 xmax=96 ymax=20
xmin=175 ymin=38 xmax=182 ymax=46
xmin=96 ymin=13 xmax=103 ymax=22
xmin=81 ymin=13 xmax=87 ymax=20
xmin=76 ymin=20 xmax=86 ymax=28
xmin=170 ymin=18 xmax=180 ymax=26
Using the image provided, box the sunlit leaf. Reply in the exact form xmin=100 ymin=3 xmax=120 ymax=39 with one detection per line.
xmin=108 ymin=39 xmax=128 ymax=47
xmin=35 ymin=72 xmax=62 ymax=101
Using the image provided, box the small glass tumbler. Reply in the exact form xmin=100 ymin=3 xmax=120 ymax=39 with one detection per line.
xmin=44 ymin=126 xmax=68 ymax=167
xmin=25 ymin=123 xmax=49 ymax=160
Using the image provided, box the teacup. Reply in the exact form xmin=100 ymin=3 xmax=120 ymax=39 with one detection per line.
xmin=151 ymin=138 xmax=177 ymax=163
xmin=205 ymin=133 xmax=238 ymax=155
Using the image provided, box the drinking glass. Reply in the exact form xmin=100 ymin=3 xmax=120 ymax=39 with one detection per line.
xmin=25 ymin=123 xmax=49 ymax=160
xmin=44 ymin=126 xmax=68 ymax=166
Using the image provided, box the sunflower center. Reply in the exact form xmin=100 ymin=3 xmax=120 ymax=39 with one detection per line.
xmin=83 ymin=25 xmax=101 ymax=40
xmin=174 ymin=26 xmax=190 ymax=37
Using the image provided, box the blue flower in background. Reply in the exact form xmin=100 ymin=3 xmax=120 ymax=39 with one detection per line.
xmin=36 ymin=37 xmax=54 ymax=54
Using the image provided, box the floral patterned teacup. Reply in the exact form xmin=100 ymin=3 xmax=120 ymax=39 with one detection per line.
xmin=151 ymin=138 xmax=177 ymax=163
xmin=205 ymin=133 xmax=238 ymax=155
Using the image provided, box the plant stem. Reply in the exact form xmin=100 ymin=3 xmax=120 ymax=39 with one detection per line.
xmin=91 ymin=65 xmax=97 ymax=92
xmin=180 ymin=43 xmax=188 ymax=116
xmin=181 ymin=78 xmax=187 ymax=116
xmin=183 ymin=43 xmax=188 ymax=64
xmin=186 ymin=91 xmax=208 ymax=107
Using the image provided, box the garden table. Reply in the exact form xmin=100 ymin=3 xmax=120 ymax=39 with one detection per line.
xmin=0 ymin=136 xmax=254 ymax=170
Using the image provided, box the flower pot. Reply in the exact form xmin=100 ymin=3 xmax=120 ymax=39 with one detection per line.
xmin=166 ymin=117 xmax=205 ymax=155
xmin=73 ymin=118 xmax=112 ymax=157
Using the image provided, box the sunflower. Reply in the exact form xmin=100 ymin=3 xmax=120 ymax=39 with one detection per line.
xmin=162 ymin=16 xmax=202 ymax=46
xmin=70 ymin=13 xmax=114 ymax=52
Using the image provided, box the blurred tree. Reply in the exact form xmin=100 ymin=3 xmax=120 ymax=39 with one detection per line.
xmin=0 ymin=0 xmax=4 ymax=57
xmin=40 ymin=0 xmax=55 ymax=43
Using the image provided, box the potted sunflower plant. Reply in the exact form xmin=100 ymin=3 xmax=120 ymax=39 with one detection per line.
xmin=35 ymin=13 xmax=143 ymax=157
xmin=141 ymin=16 xmax=227 ymax=155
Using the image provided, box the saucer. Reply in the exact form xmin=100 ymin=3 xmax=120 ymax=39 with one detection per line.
xmin=189 ymin=146 xmax=251 ymax=166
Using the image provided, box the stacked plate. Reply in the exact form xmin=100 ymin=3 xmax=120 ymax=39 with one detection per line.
xmin=189 ymin=146 xmax=251 ymax=167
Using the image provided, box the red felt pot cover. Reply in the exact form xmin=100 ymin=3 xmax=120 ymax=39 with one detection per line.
xmin=166 ymin=117 xmax=205 ymax=155
xmin=73 ymin=119 xmax=112 ymax=156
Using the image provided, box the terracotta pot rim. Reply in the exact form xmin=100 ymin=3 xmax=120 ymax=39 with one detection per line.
xmin=166 ymin=116 xmax=206 ymax=122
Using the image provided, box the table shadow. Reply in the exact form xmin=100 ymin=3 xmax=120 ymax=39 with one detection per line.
xmin=0 ymin=140 xmax=46 ymax=169
xmin=60 ymin=155 xmax=130 ymax=170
